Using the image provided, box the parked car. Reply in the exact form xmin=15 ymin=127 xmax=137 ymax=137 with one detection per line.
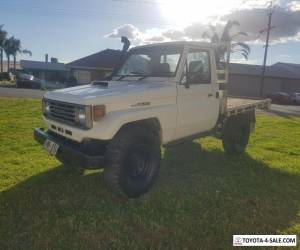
xmin=34 ymin=41 xmax=270 ymax=198
xmin=290 ymin=93 xmax=300 ymax=105
xmin=14 ymin=70 xmax=42 ymax=89
xmin=267 ymin=92 xmax=290 ymax=105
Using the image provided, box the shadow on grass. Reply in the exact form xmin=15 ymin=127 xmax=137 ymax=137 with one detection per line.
xmin=0 ymin=142 xmax=299 ymax=249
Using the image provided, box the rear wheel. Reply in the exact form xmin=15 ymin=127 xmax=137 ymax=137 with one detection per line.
xmin=104 ymin=125 xmax=161 ymax=198
xmin=222 ymin=114 xmax=251 ymax=155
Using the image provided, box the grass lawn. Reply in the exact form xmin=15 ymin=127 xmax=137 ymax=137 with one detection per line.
xmin=0 ymin=97 xmax=299 ymax=249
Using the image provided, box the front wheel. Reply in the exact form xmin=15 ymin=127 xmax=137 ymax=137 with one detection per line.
xmin=104 ymin=125 xmax=161 ymax=198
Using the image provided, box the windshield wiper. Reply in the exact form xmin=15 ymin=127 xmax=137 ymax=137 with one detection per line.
xmin=116 ymin=75 xmax=128 ymax=81
xmin=129 ymin=71 xmax=152 ymax=81
xmin=115 ymin=71 xmax=151 ymax=81
xmin=130 ymin=71 xmax=148 ymax=75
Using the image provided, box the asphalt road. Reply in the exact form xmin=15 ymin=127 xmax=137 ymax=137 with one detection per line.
xmin=1 ymin=87 xmax=300 ymax=116
xmin=0 ymin=87 xmax=46 ymax=99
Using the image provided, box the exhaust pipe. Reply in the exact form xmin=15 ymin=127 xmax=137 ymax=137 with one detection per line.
xmin=109 ymin=36 xmax=130 ymax=79
xmin=121 ymin=36 xmax=130 ymax=54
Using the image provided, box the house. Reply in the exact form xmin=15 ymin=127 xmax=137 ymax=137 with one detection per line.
xmin=66 ymin=49 xmax=122 ymax=84
xmin=19 ymin=49 xmax=122 ymax=87
xmin=229 ymin=62 xmax=300 ymax=97
xmin=20 ymin=59 xmax=69 ymax=83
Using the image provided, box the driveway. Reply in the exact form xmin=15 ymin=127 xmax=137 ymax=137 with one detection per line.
xmin=269 ymin=104 xmax=300 ymax=116
xmin=0 ymin=87 xmax=46 ymax=99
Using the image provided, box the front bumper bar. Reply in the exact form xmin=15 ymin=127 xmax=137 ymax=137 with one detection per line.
xmin=34 ymin=128 xmax=105 ymax=169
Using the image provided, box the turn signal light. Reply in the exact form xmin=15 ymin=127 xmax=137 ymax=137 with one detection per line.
xmin=93 ymin=105 xmax=106 ymax=121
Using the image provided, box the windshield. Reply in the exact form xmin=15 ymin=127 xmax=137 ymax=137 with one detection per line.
xmin=116 ymin=44 xmax=183 ymax=77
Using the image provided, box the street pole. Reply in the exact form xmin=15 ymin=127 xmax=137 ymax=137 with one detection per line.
xmin=259 ymin=1 xmax=275 ymax=97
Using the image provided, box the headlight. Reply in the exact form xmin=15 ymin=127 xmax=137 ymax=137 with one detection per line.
xmin=42 ymin=99 xmax=50 ymax=115
xmin=75 ymin=106 xmax=92 ymax=129
xmin=78 ymin=108 xmax=86 ymax=123
xmin=75 ymin=105 xmax=106 ymax=129
xmin=75 ymin=105 xmax=106 ymax=128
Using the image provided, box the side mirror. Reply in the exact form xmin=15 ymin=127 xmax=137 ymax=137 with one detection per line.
xmin=184 ymin=80 xmax=190 ymax=89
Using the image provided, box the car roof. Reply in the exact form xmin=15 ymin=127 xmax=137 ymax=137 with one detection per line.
xmin=132 ymin=41 xmax=214 ymax=50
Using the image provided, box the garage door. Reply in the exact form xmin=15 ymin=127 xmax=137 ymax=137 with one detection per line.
xmin=74 ymin=70 xmax=91 ymax=84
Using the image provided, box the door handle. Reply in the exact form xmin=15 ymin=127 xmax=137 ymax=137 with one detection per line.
xmin=208 ymin=93 xmax=213 ymax=97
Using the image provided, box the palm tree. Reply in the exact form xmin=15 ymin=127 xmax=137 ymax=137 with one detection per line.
xmin=0 ymin=25 xmax=8 ymax=73
xmin=11 ymin=38 xmax=21 ymax=70
xmin=3 ymin=37 xmax=14 ymax=71
xmin=203 ymin=20 xmax=250 ymax=67
xmin=4 ymin=36 xmax=32 ymax=71
xmin=11 ymin=38 xmax=32 ymax=70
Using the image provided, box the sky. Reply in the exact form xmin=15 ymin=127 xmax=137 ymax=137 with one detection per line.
xmin=0 ymin=0 xmax=300 ymax=65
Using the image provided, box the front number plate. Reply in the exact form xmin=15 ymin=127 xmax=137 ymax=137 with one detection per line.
xmin=44 ymin=139 xmax=59 ymax=156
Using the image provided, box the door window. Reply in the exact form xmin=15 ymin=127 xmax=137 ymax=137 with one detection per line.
xmin=181 ymin=49 xmax=211 ymax=84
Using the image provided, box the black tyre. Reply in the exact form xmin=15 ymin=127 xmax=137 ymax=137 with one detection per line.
xmin=104 ymin=124 xmax=161 ymax=198
xmin=222 ymin=114 xmax=251 ymax=155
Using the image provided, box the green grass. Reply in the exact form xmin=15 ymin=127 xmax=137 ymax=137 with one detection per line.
xmin=0 ymin=97 xmax=299 ymax=249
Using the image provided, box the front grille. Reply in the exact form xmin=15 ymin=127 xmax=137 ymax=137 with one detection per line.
xmin=47 ymin=100 xmax=77 ymax=126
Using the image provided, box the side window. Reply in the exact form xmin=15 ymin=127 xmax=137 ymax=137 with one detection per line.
xmin=182 ymin=49 xmax=211 ymax=84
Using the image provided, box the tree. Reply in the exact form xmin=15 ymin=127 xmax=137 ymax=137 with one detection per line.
xmin=0 ymin=25 xmax=7 ymax=73
xmin=11 ymin=38 xmax=32 ymax=70
xmin=4 ymin=36 xmax=32 ymax=71
xmin=203 ymin=20 xmax=250 ymax=67
xmin=3 ymin=37 xmax=14 ymax=71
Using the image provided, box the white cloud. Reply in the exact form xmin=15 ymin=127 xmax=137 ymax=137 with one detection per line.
xmin=288 ymin=0 xmax=300 ymax=11
xmin=223 ymin=7 xmax=300 ymax=43
xmin=105 ymin=24 xmax=141 ymax=40
xmin=104 ymin=1 xmax=300 ymax=45
xmin=183 ymin=23 xmax=209 ymax=40
xmin=162 ymin=29 xmax=185 ymax=40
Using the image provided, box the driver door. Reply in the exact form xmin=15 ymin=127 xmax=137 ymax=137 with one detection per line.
xmin=175 ymin=47 xmax=219 ymax=139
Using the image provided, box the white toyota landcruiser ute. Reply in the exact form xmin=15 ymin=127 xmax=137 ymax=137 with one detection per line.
xmin=34 ymin=39 xmax=270 ymax=198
